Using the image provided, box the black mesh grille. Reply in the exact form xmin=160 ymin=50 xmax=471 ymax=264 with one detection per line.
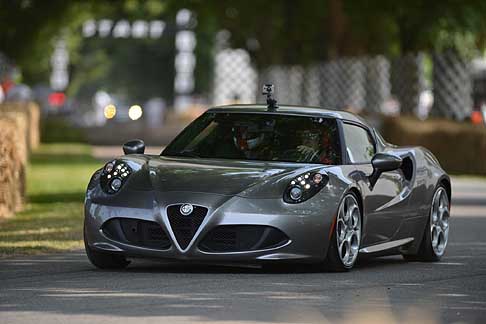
xmin=102 ymin=218 xmax=171 ymax=249
xmin=199 ymin=225 xmax=289 ymax=253
xmin=167 ymin=205 xmax=208 ymax=249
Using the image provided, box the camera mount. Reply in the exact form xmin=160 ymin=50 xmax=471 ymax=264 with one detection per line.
xmin=262 ymin=84 xmax=278 ymax=111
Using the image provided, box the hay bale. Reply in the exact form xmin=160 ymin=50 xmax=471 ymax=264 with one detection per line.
xmin=0 ymin=116 xmax=26 ymax=218
xmin=3 ymin=112 xmax=28 ymax=209
xmin=0 ymin=102 xmax=38 ymax=218
xmin=2 ymin=111 xmax=28 ymax=166
xmin=0 ymin=101 xmax=40 ymax=152
xmin=382 ymin=117 xmax=486 ymax=175
xmin=27 ymin=102 xmax=41 ymax=149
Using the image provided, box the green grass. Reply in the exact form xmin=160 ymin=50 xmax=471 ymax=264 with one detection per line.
xmin=0 ymin=144 xmax=101 ymax=258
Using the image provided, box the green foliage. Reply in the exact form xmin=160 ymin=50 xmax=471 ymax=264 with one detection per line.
xmin=193 ymin=0 xmax=330 ymax=66
xmin=2 ymin=0 xmax=486 ymax=90
xmin=0 ymin=0 xmax=102 ymax=83
xmin=73 ymin=36 xmax=176 ymax=102
xmin=358 ymin=0 xmax=485 ymax=55
xmin=188 ymin=0 xmax=486 ymax=63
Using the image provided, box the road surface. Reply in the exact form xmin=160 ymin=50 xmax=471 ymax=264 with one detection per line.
xmin=1 ymin=177 xmax=485 ymax=324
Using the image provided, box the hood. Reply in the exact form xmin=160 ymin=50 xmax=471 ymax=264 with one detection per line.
xmin=144 ymin=156 xmax=320 ymax=197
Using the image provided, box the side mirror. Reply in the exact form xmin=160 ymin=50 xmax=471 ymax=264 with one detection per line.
xmin=369 ymin=153 xmax=402 ymax=189
xmin=123 ymin=139 xmax=145 ymax=155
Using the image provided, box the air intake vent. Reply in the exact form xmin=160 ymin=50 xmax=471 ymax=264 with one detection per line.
xmin=199 ymin=225 xmax=289 ymax=253
xmin=167 ymin=204 xmax=208 ymax=250
xmin=102 ymin=218 xmax=171 ymax=250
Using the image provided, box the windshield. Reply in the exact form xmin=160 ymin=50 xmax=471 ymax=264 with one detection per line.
xmin=162 ymin=112 xmax=342 ymax=164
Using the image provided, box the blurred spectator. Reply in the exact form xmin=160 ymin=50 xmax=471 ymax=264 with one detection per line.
xmin=1 ymin=78 xmax=14 ymax=95
xmin=5 ymin=84 xmax=32 ymax=102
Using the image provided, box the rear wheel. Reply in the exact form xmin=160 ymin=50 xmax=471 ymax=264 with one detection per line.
xmin=403 ymin=185 xmax=450 ymax=262
xmin=84 ymin=224 xmax=130 ymax=269
xmin=324 ymin=192 xmax=361 ymax=271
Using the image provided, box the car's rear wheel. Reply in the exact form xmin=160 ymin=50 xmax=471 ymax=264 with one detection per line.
xmin=324 ymin=192 xmax=361 ymax=271
xmin=403 ymin=185 xmax=450 ymax=262
xmin=84 ymin=224 xmax=130 ymax=269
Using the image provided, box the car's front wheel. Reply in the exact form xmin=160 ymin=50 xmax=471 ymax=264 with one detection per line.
xmin=403 ymin=185 xmax=450 ymax=262
xmin=84 ymin=224 xmax=130 ymax=269
xmin=325 ymin=192 xmax=361 ymax=271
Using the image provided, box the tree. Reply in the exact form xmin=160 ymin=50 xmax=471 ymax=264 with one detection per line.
xmin=0 ymin=0 xmax=103 ymax=82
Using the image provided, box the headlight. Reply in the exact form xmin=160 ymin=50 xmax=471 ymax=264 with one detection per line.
xmin=283 ymin=171 xmax=329 ymax=204
xmin=100 ymin=160 xmax=132 ymax=194
xmin=110 ymin=178 xmax=122 ymax=191
xmin=104 ymin=162 xmax=115 ymax=173
xmin=289 ymin=187 xmax=303 ymax=200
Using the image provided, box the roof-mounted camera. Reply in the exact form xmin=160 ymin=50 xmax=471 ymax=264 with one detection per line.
xmin=262 ymin=84 xmax=278 ymax=111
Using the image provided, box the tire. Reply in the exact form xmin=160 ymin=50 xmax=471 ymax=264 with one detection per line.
xmin=402 ymin=185 xmax=450 ymax=262
xmin=324 ymin=192 xmax=362 ymax=272
xmin=84 ymin=224 xmax=130 ymax=269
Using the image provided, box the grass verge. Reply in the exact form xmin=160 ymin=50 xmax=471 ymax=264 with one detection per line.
xmin=0 ymin=144 xmax=101 ymax=258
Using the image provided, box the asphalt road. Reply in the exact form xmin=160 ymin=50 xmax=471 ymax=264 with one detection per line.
xmin=1 ymin=177 xmax=486 ymax=324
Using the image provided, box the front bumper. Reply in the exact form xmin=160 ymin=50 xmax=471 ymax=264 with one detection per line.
xmin=84 ymin=190 xmax=339 ymax=263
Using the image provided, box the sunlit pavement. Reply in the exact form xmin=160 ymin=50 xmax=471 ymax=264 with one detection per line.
xmin=0 ymin=177 xmax=485 ymax=324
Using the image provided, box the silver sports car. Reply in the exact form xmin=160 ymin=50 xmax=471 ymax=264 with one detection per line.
xmin=84 ymin=93 xmax=451 ymax=271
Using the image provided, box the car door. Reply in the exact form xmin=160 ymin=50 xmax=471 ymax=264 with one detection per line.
xmin=341 ymin=122 xmax=405 ymax=246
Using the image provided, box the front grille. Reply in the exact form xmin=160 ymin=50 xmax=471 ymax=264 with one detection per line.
xmin=167 ymin=204 xmax=208 ymax=249
xmin=199 ymin=225 xmax=289 ymax=253
xmin=102 ymin=218 xmax=171 ymax=249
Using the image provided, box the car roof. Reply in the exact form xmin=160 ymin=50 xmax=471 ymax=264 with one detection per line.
xmin=207 ymin=104 xmax=369 ymax=127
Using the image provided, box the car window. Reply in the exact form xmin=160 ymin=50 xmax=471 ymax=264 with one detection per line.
xmin=342 ymin=123 xmax=375 ymax=163
xmin=162 ymin=112 xmax=342 ymax=164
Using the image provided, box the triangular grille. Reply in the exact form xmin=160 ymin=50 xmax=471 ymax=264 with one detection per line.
xmin=167 ymin=205 xmax=208 ymax=249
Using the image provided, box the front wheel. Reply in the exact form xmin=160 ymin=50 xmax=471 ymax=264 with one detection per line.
xmin=324 ymin=192 xmax=362 ymax=271
xmin=403 ymin=185 xmax=450 ymax=262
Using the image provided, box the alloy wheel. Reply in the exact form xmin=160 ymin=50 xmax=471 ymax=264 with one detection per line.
xmin=336 ymin=194 xmax=361 ymax=267
xmin=430 ymin=187 xmax=450 ymax=257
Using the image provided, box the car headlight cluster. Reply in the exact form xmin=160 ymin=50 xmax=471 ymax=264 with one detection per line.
xmin=100 ymin=160 xmax=131 ymax=194
xmin=283 ymin=171 xmax=329 ymax=204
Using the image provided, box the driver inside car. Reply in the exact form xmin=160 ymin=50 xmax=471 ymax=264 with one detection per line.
xmin=297 ymin=129 xmax=339 ymax=164
xmin=232 ymin=122 xmax=274 ymax=159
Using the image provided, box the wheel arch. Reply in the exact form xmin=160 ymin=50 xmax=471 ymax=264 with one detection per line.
xmin=347 ymin=186 xmax=365 ymax=231
xmin=406 ymin=175 xmax=451 ymax=257
xmin=348 ymin=187 xmax=363 ymax=214
xmin=439 ymin=176 xmax=452 ymax=204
